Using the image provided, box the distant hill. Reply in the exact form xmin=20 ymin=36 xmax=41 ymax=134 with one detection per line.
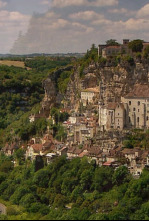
xmin=0 ymin=53 xmax=85 ymax=58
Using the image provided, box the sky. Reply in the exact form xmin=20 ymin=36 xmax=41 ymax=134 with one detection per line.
xmin=0 ymin=0 xmax=149 ymax=54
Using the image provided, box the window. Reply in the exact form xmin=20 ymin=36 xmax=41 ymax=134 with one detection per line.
xmin=137 ymin=117 xmax=140 ymax=123
xmin=147 ymin=117 xmax=149 ymax=121
xmin=138 ymin=109 xmax=140 ymax=113
xmin=138 ymin=101 xmax=140 ymax=106
xmin=129 ymin=117 xmax=131 ymax=123
xmin=129 ymin=101 xmax=131 ymax=105
xmin=133 ymin=108 xmax=136 ymax=112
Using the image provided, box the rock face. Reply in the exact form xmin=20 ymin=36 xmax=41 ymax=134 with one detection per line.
xmin=42 ymin=60 xmax=149 ymax=113
xmin=42 ymin=65 xmax=73 ymax=115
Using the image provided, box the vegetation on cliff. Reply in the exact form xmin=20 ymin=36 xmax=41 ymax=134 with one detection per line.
xmin=0 ymin=57 xmax=73 ymax=147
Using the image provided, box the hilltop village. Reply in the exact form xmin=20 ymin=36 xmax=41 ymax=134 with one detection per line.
xmin=2 ymin=39 xmax=149 ymax=177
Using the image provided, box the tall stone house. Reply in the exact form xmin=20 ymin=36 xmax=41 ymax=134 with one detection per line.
xmin=99 ymin=84 xmax=149 ymax=131
xmin=121 ymin=84 xmax=149 ymax=129
xmin=99 ymin=102 xmax=125 ymax=131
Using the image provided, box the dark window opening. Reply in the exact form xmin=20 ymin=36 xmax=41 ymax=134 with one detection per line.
xmin=137 ymin=117 xmax=140 ymax=123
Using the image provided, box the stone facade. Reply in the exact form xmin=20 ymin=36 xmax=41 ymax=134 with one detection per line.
xmin=99 ymin=84 xmax=149 ymax=131
xmin=99 ymin=102 xmax=125 ymax=131
xmin=81 ymin=88 xmax=99 ymax=106
xmin=122 ymin=84 xmax=149 ymax=129
xmin=98 ymin=39 xmax=131 ymax=58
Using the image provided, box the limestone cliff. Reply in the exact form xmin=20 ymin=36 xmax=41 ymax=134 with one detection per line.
xmin=42 ymin=65 xmax=73 ymax=115
xmin=42 ymin=60 xmax=149 ymax=114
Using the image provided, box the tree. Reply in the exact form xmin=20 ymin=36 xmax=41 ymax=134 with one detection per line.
xmin=112 ymin=166 xmax=130 ymax=186
xmin=14 ymin=149 xmax=25 ymax=165
xmin=33 ymin=169 xmax=50 ymax=188
xmin=143 ymin=45 xmax=149 ymax=59
xmin=0 ymin=161 xmax=13 ymax=173
xmin=20 ymin=193 xmax=36 ymax=209
xmin=128 ymin=39 xmax=143 ymax=53
xmin=0 ymin=172 xmax=7 ymax=184
xmin=106 ymin=39 xmax=120 ymax=46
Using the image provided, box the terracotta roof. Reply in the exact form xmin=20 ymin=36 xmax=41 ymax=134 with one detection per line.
xmin=79 ymin=151 xmax=89 ymax=158
xmin=107 ymin=102 xmax=124 ymax=110
xmin=88 ymin=147 xmax=102 ymax=156
xmin=103 ymin=161 xmax=113 ymax=166
xmin=67 ymin=147 xmax=76 ymax=154
xmin=43 ymin=141 xmax=53 ymax=148
xmin=74 ymin=149 xmax=83 ymax=155
xmin=32 ymin=144 xmax=43 ymax=152
xmin=125 ymin=84 xmax=149 ymax=98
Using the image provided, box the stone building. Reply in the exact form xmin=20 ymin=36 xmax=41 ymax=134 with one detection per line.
xmin=99 ymin=84 xmax=149 ymax=131
xmin=81 ymin=87 xmax=99 ymax=106
xmin=98 ymin=39 xmax=130 ymax=58
xmin=99 ymin=102 xmax=125 ymax=131
xmin=102 ymin=46 xmax=122 ymax=58
xmin=121 ymin=84 xmax=149 ymax=129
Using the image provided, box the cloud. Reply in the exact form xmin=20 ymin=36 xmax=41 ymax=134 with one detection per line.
xmin=0 ymin=10 xmax=30 ymax=53
xmin=69 ymin=11 xmax=104 ymax=21
xmin=52 ymin=0 xmax=118 ymax=8
xmin=0 ymin=0 xmax=7 ymax=8
xmin=9 ymin=1 xmax=149 ymax=55
xmin=108 ymin=8 xmax=136 ymax=17
xmin=137 ymin=4 xmax=149 ymax=18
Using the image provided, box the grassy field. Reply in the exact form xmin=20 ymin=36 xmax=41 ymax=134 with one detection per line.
xmin=0 ymin=60 xmax=29 ymax=69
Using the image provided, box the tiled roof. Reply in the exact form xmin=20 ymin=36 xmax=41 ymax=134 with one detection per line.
xmin=107 ymin=102 xmax=124 ymax=110
xmin=125 ymin=84 xmax=149 ymax=98
xmin=103 ymin=161 xmax=113 ymax=166
xmin=32 ymin=144 xmax=43 ymax=152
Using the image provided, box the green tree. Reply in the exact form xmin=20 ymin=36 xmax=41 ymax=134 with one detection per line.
xmin=143 ymin=45 xmax=149 ymax=59
xmin=128 ymin=39 xmax=143 ymax=53
xmin=113 ymin=166 xmax=130 ymax=186
xmin=106 ymin=39 xmax=120 ymax=46
xmin=14 ymin=149 xmax=25 ymax=165
xmin=33 ymin=169 xmax=50 ymax=188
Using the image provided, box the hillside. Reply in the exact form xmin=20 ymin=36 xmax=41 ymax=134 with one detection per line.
xmin=0 ymin=46 xmax=149 ymax=220
xmin=0 ymin=155 xmax=148 ymax=220
xmin=0 ymin=56 xmax=74 ymax=147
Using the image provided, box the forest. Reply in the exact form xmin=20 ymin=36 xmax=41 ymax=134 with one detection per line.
xmin=0 ymin=154 xmax=148 ymax=220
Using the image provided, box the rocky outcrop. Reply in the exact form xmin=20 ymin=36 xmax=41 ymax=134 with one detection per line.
xmin=42 ymin=65 xmax=73 ymax=114
xmin=42 ymin=60 xmax=149 ymax=113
